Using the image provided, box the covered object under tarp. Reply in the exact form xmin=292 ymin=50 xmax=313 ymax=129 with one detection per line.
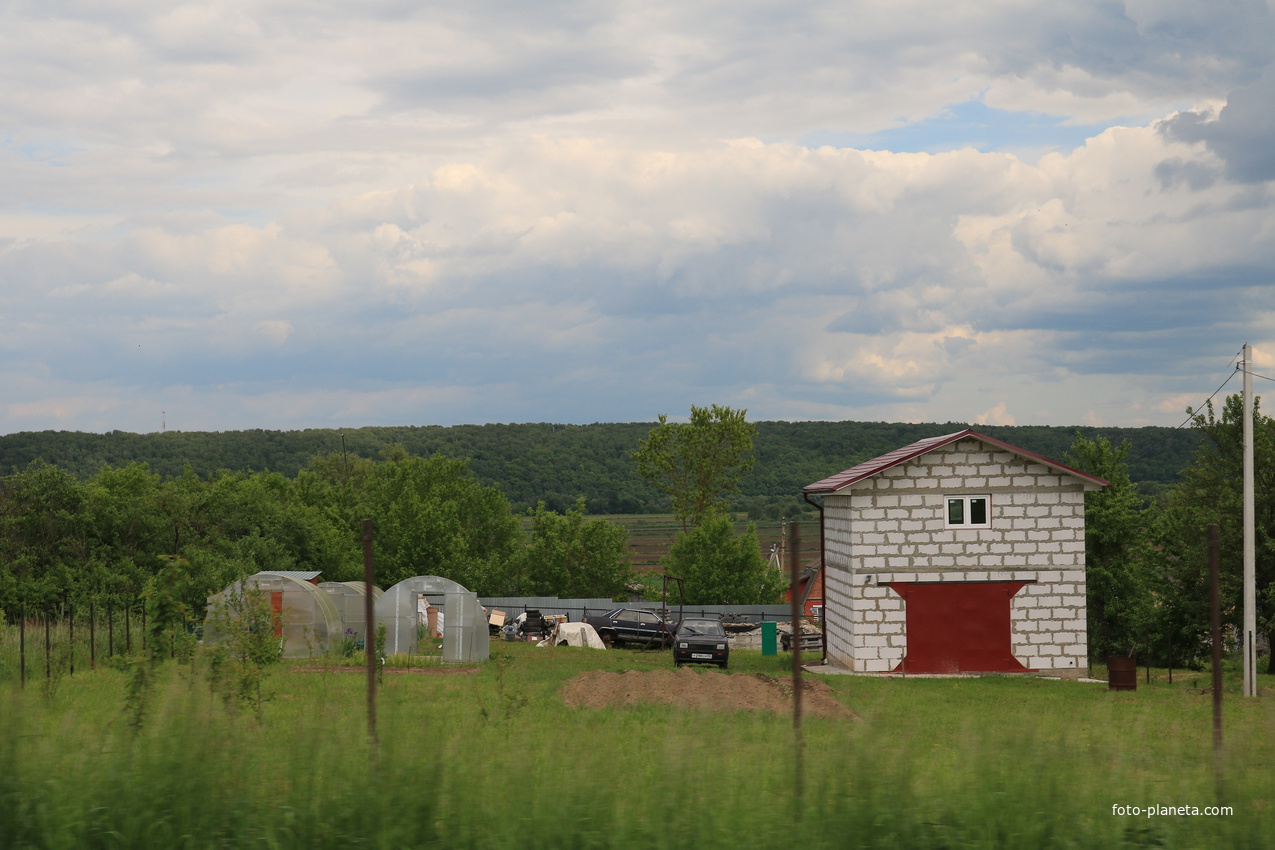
xmin=375 ymin=575 xmax=489 ymax=663
xmin=205 ymin=572 xmax=342 ymax=658
xmin=547 ymin=622 xmax=606 ymax=649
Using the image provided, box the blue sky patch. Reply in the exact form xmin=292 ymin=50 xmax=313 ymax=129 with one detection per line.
xmin=797 ymin=99 xmax=1110 ymax=158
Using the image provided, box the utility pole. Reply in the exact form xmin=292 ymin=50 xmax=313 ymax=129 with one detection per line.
xmin=1243 ymin=344 xmax=1256 ymax=697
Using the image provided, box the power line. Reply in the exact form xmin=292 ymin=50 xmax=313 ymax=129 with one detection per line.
xmin=1126 ymin=351 xmax=1243 ymax=468
xmin=1177 ymin=356 xmax=1244 ymax=426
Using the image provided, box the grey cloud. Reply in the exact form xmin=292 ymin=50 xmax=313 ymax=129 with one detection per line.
xmin=826 ymin=291 xmax=956 ymax=335
xmin=1164 ymin=64 xmax=1275 ymax=182
xmin=1048 ymin=328 xmax=1243 ymax=380
xmin=986 ymin=0 xmax=1272 ymax=86
xmin=978 ymin=267 xmax=1271 ymax=338
xmin=1153 ymin=157 xmax=1221 ymax=191
xmin=368 ymin=48 xmax=649 ymax=113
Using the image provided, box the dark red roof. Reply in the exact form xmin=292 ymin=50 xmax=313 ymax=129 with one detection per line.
xmin=802 ymin=428 xmax=1109 ymax=494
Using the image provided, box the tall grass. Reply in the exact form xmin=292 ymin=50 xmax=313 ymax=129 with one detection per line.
xmin=0 ymin=606 xmax=162 ymax=687
xmin=3 ymin=639 xmax=1273 ymax=848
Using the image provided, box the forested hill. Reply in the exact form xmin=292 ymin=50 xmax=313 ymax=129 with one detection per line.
xmin=0 ymin=421 xmax=1200 ymax=513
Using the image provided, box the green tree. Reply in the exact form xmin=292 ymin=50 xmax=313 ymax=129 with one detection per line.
xmin=147 ymin=467 xmax=358 ymax=611
xmin=0 ymin=460 xmax=92 ymax=612
xmin=661 ymin=511 xmax=784 ymax=605
xmin=511 ymin=499 xmax=634 ymax=598
xmin=296 ymin=451 xmax=377 ymax=529
xmin=1155 ymin=395 xmax=1275 ymax=671
xmin=125 ymin=554 xmax=193 ymax=731
xmin=205 ymin=575 xmax=283 ymax=722
xmin=1141 ymin=498 xmax=1224 ymax=668
xmin=362 ymin=453 xmax=521 ymax=593
xmin=83 ymin=463 xmax=167 ymax=606
xmin=634 ymin=404 xmax=756 ymax=533
xmin=1064 ymin=434 xmax=1151 ymax=660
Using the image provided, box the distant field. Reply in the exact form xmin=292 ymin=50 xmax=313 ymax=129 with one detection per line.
xmin=602 ymin=513 xmax=823 ymax=572
xmin=4 ymin=639 xmax=1272 ymax=848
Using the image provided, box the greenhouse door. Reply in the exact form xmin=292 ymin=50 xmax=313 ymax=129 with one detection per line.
xmin=271 ymin=591 xmax=284 ymax=637
xmin=888 ymin=582 xmax=1031 ymax=674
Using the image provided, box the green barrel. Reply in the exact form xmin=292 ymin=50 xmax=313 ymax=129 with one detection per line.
xmin=761 ymin=621 xmax=777 ymax=656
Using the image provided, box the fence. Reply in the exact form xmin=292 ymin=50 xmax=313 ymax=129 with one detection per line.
xmin=476 ymin=596 xmax=795 ymax=624
xmin=1 ymin=595 xmax=807 ymax=687
xmin=0 ymin=599 xmax=174 ymax=689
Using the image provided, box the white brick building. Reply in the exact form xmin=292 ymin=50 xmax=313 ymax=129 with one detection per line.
xmin=803 ymin=429 xmax=1107 ymax=677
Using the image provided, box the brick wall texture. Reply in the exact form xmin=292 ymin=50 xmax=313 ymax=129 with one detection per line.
xmin=821 ymin=437 xmax=1093 ymax=677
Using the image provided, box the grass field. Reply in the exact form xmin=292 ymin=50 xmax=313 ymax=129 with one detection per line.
xmin=3 ymin=639 xmax=1274 ymax=849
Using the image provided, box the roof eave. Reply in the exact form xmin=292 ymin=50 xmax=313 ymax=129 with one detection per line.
xmin=802 ymin=428 xmax=1110 ymax=493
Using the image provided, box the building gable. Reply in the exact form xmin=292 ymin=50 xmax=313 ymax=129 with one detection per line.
xmin=803 ymin=428 xmax=1108 ymax=494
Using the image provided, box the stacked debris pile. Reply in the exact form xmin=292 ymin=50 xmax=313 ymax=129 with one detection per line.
xmin=780 ymin=622 xmax=823 ymax=652
xmin=728 ymin=621 xmax=822 ymax=651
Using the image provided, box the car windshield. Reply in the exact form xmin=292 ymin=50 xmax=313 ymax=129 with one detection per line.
xmin=678 ymin=619 xmax=725 ymax=637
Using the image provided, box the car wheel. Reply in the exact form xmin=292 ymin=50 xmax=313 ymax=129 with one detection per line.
xmin=719 ymin=662 xmax=727 ymax=669
xmin=600 ymin=631 xmax=616 ymax=648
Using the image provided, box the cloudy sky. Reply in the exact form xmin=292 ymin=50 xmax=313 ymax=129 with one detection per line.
xmin=3 ymin=0 xmax=1274 ymax=435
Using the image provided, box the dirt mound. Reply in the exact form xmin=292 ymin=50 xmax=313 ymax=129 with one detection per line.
xmin=560 ymin=668 xmax=858 ymax=719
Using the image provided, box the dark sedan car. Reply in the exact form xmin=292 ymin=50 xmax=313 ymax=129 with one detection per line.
xmin=673 ymin=618 xmax=729 ymax=669
xmin=581 ymin=608 xmax=675 ymax=648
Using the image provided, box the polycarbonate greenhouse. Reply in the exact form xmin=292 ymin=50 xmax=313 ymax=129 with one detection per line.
xmin=205 ymin=572 xmax=343 ymax=658
xmin=376 ymin=575 xmax=489 ymax=663
xmin=319 ymin=581 xmax=384 ymax=648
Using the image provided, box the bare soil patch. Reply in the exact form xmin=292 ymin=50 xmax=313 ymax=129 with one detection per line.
xmin=560 ymin=668 xmax=858 ymax=719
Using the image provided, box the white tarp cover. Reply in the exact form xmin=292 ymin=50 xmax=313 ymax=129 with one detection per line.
xmin=416 ymin=597 xmax=445 ymax=636
xmin=548 ymin=622 xmax=607 ymax=649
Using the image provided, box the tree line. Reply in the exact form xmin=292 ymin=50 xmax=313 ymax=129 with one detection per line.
xmin=0 ymin=450 xmax=635 ymax=621
xmin=0 ymin=420 xmax=1201 ymax=517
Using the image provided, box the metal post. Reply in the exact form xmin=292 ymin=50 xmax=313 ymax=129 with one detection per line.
xmin=19 ymin=603 xmax=25 ymax=690
xmin=788 ymin=520 xmax=804 ymax=805
xmin=45 ymin=611 xmax=51 ymax=681
xmin=68 ymin=601 xmax=75 ymax=677
xmin=1243 ymin=343 xmax=1256 ymax=697
xmin=363 ymin=519 xmax=377 ymax=747
xmin=108 ymin=601 xmax=114 ymax=657
xmin=1210 ymin=524 xmax=1223 ymax=796
xmin=90 ymin=600 xmax=96 ymax=670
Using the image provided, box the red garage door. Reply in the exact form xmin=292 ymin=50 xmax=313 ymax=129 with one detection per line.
xmin=888 ymin=581 xmax=1032 ymax=674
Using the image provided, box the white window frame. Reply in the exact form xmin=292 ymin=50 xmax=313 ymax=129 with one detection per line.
xmin=945 ymin=494 xmax=991 ymax=529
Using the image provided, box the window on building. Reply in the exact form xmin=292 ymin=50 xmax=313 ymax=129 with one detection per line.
xmin=945 ymin=495 xmax=990 ymax=528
